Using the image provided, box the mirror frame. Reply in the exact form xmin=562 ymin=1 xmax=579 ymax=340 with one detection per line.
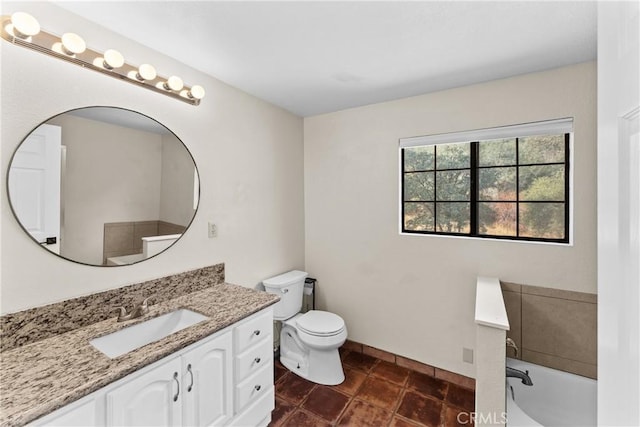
xmin=6 ymin=106 xmax=200 ymax=267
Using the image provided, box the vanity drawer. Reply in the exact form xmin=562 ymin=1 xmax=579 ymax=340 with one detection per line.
xmin=234 ymin=309 xmax=273 ymax=353
xmin=235 ymin=364 xmax=274 ymax=413
xmin=236 ymin=336 xmax=273 ymax=383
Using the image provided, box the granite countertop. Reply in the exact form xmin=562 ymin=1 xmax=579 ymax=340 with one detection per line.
xmin=0 ymin=283 xmax=279 ymax=426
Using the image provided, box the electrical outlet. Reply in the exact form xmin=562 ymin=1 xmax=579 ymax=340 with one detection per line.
xmin=463 ymin=347 xmax=474 ymax=364
xmin=208 ymin=222 xmax=217 ymax=238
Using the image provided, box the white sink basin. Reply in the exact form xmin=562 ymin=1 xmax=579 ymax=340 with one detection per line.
xmin=90 ymin=309 xmax=209 ymax=358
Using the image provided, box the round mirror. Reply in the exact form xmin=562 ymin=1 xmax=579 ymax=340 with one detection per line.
xmin=7 ymin=107 xmax=199 ymax=266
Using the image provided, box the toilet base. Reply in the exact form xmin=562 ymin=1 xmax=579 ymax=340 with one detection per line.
xmin=280 ymin=324 xmax=346 ymax=385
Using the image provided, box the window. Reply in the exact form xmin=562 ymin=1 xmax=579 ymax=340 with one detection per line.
xmin=400 ymin=119 xmax=571 ymax=243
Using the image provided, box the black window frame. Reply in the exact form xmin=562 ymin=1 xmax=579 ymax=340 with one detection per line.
xmin=401 ymin=133 xmax=570 ymax=244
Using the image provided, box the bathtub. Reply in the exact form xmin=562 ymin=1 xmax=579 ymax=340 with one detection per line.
xmin=506 ymin=358 xmax=596 ymax=427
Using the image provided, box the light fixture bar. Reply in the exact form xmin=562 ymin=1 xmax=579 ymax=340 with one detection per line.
xmin=1 ymin=14 xmax=205 ymax=106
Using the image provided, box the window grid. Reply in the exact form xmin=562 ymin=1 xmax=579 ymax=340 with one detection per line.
xmin=402 ymin=134 xmax=570 ymax=243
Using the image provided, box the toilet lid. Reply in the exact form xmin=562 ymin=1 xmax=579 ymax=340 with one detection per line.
xmin=297 ymin=311 xmax=345 ymax=336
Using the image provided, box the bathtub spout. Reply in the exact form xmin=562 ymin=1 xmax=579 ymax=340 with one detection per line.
xmin=506 ymin=366 xmax=533 ymax=386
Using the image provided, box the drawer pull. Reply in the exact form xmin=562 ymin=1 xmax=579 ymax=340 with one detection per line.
xmin=253 ymin=329 xmax=261 ymax=336
xmin=187 ymin=364 xmax=194 ymax=392
xmin=254 ymin=357 xmax=261 ymax=364
xmin=254 ymin=385 xmax=261 ymax=392
xmin=173 ymin=372 xmax=180 ymax=402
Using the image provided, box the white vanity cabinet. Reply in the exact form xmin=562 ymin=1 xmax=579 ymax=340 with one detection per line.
xmin=28 ymin=307 xmax=274 ymax=427
xmin=106 ymin=356 xmax=184 ymax=426
xmin=181 ymin=331 xmax=233 ymax=426
xmin=106 ymin=331 xmax=232 ymax=427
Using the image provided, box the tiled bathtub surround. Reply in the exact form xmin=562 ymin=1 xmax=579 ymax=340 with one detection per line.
xmin=501 ymin=282 xmax=597 ymax=379
xmin=0 ymin=264 xmax=224 ymax=351
xmin=103 ymin=220 xmax=187 ymax=264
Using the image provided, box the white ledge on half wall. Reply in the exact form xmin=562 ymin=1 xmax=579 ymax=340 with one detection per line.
xmin=475 ymin=276 xmax=510 ymax=330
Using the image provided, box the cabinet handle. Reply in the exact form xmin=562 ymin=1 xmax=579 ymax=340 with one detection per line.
xmin=254 ymin=385 xmax=261 ymax=392
xmin=187 ymin=364 xmax=194 ymax=392
xmin=173 ymin=372 xmax=180 ymax=402
xmin=253 ymin=330 xmax=261 ymax=336
xmin=254 ymin=357 xmax=261 ymax=364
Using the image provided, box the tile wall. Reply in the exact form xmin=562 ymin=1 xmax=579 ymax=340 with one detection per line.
xmin=103 ymin=220 xmax=187 ymax=264
xmin=501 ymin=282 xmax=597 ymax=379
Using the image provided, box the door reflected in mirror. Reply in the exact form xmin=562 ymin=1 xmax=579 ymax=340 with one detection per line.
xmin=7 ymin=107 xmax=199 ymax=266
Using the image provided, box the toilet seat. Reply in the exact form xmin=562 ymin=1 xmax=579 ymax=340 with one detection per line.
xmin=296 ymin=310 xmax=345 ymax=337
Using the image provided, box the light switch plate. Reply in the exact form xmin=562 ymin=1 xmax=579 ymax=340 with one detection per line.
xmin=208 ymin=222 xmax=217 ymax=238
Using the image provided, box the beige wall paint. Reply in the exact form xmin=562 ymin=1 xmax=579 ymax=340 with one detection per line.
xmin=304 ymin=62 xmax=597 ymax=377
xmin=159 ymin=133 xmax=196 ymax=227
xmin=0 ymin=2 xmax=304 ymax=313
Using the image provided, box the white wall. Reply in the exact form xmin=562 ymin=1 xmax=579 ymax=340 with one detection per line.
xmin=304 ymin=62 xmax=597 ymax=377
xmin=49 ymin=114 xmax=164 ymax=265
xmin=0 ymin=2 xmax=304 ymax=313
xmin=597 ymin=1 xmax=640 ymax=425
xmin=159 ymin=132 xmax=196 ymax=227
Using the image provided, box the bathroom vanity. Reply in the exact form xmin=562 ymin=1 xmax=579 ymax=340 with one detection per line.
xmin=0 ymin=265 xmax=279 ymax=426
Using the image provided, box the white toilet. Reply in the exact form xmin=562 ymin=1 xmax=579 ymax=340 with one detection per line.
xmin=263 ymin=270 xmax=347 ymax=385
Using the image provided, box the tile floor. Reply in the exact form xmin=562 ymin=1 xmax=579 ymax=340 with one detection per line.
xmin=269 ymin=349 xmax=475 ymax=427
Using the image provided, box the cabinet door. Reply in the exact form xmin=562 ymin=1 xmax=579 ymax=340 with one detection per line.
xmin=106 ymin=357 xmax=182 ymax=426
xmin=182 ymin=331 xmax=233 ymax=427
xmin=28 ymin=396 xmax=97 ymax=426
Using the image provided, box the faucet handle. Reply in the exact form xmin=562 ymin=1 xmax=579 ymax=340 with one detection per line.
xmin=138 ymin=297 xmax=150 ymax=314
xmin=111 ymin=306 xmax=128 ymax=319
xmin=506 ymin=338 xmax=519 ymax=357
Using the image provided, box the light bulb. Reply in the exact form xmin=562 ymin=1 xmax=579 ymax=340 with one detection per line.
xmin=102 ymin=49 xmax=124 ymax=69
xmin=188 ymin=85 xmax=206 ymax=100
xmin=163 ymin=76 xmax=183 ymax=91
xmin=61 ymin=33 xmax=86 ymax=55
xmin=136 ymin=64 xmax=157 ymax=81
xmin=10 ymin=12 xmax=40 ymax=39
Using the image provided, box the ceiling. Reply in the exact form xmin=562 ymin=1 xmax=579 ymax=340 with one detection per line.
xmin=54 ymin=1 xmax=597 ymax=117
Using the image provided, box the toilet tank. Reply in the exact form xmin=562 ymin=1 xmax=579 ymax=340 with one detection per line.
xmin=263 ymin=270 xmax=308 ymax=320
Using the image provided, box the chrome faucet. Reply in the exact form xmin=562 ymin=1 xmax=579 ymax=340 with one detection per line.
xmin=506 ymin=338 xmax=519 ymax=357
xmin=506 ymin=366 xmax=533 ymax=386
xmin=113 ymin=298 xmax=150 ymax=322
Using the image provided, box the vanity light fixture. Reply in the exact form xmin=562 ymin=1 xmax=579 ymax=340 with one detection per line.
xmin=6 ymin=11 xmax=40 ymax=40
xmin=163 ymin=75 xmax=184 ymax=92
xmin=186 ymin=85 xmax=206 ymax=100
xmin=134 ymin=63 xmax=157 ymax=81
xmin=0 ymin=12 xmax=205 ymax=106
xmin=102 ymin=49 xmax=124 ymax=69
xmin=60 ymin=32 xmax=86 ymax=56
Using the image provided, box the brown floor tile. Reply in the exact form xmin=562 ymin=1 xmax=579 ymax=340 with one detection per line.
xmin=396 ymin=390 xmax=443 ymax=427
xmin=281 ymin=409 xmax=332 ymax=427
xmin=334 ymin=366 xmax=367 ymax=396
xmin=372 ymin=360 xmax=411 ymax=386
xmin=445 ymin=383 xmax=475 ymax=412
xmin=275 ymin=362 xmax=289 ymax=384
xmin=354 ymin=376 xmax=402 ymax=411
xmin=407 ymin=371 xmax=448 ymax=401
xmin=269 ymin=398 xmax=296 ymax=427
xmin=443 ymin=405 xmax=475 ymax=427
xmin=389 ymin=415 xmax=422 ymax=427
xmin=343 ymin=351 xmax=379 ymax=373
xmin=337 ymin=399 xmax=393 ymax=426
xmin=300 ymin=386 xmax=350 ymax=423
xmin=275 ymin=342 xmax=475 ymax=427
xmin=275 ymin=373 xmax=316 ymax=405
xmin=339 ymin=347 xmax=350 ymax=358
